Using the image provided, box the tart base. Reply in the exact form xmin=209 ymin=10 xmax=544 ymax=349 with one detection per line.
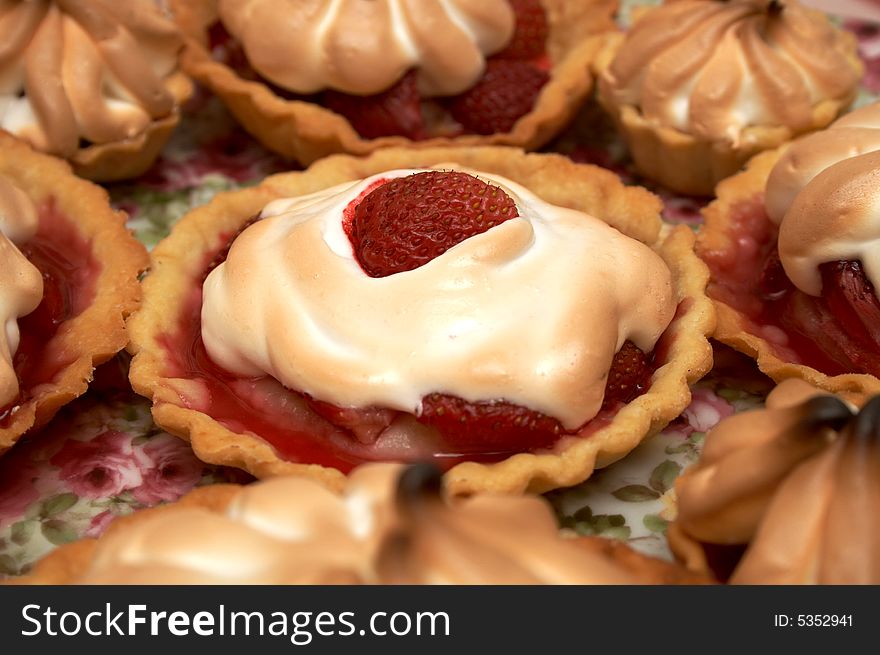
xmin=697 ymin=147 xmax=880 ymax=403
xmin=0 ymin=133 xmax=149 ymax=454
xmin=67 ymin=73 xmax=194 ymax=182
xmin=169 ymin=0 xmax=618 ymax=165
xmin=128 ymin=146 xmax=714 ymax=496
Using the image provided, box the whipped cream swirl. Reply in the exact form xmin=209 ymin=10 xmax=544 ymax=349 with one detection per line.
xmin=217 ymin=0 xmax=515 ymax=96
xmin=201 ymin=167 xmax=675 ymax=430
xmin=0 ymin=175 xmax=43 ymax=409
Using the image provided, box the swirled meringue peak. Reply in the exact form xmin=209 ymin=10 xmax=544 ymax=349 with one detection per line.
xmin=602 ymin=0 xmax=860 ymax=144
xmin=762 ymin=102 xmax=880 ymax=297
xmin=76 ymin=463 xmax=651 ymax=584
xmin=200 ymin=167 xmax=675 ymax=431
xmin=216 ymin=0 xmax=515 ymax=96
xmin=674 ymin=379 xmax=880 ymax=584
xmin=0 ymin=0 xmax=183 ymax=157
xmin=0 ymin=175 xmax=42 ymax=409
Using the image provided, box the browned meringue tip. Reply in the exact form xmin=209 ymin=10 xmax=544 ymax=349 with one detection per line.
xmin=168 ymin=0 xmax=618 ymax=164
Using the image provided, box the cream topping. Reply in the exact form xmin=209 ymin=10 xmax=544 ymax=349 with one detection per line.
xmin=0 ymin=175 xmax=43 ymax=409
xmin=764 ymin=102 xmax=880 ymax=296
xmin=216 ymin=0 xmax=515 ymax=96
xmin=78 ymin=463 xmax=643 ymax=584
xmin=600 ymin=0 xmax=860 ymax=144
xmin=674 ymin=379 xmax=880 ymax=584
xmin=0 ymin=0 xmax=182 ymax=157
xmin=201 ymin=167 xmax=675 ymax=430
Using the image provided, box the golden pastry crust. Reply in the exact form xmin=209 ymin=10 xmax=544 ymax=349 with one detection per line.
xmin=9 ymin=477 xmax=710 ymax=585
xmin=0 ymin=132 xmax=149 ymax=454
xmin=698 ymin=147 xmax=880 ymax=403
xmin=127 ymin=146 xmax=714 ymax=496
xmin=594 ymin=10 xmax=862 ymax=197
xmin=168 ymin=0 xmax=617 ymax=165
xmin=68 ymin=72 xmax=193 ymax=182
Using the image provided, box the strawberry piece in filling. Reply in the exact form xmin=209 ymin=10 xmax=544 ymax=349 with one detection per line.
xmin=324 ymin=71 xmax=427 ymax=141
xmin=495 ymin=0 xmax=549 ymax=61
xmin=703 ymin=194 xmax=880 ymax=377
xmin=0 ymin=201 xmax=99 ymax=426
xmin=169 ymin=172 xmax=660 ymax=469
xmin=448 ymin=59 xmax=549 ymax=135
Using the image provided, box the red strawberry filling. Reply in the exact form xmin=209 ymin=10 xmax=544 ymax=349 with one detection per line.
xmin=703 ymin=194 xmax=880 ymax=377
xmin=0 ymin=201 xmax=99 ymax=426
xmin=164 ymin=173 xmax=662 ymax=470
xmin=207 ymin=0 xmax=550 ymax=140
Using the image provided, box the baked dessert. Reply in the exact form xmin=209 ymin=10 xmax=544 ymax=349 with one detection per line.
xmin=0 ymin=132 xmax=148 ymax=455
xmin=10 ymin=462 xmax=709 ymax=584
xmin=668 ymin=378 xmax=880 ymax=584
xmin=0 ymin=0 xmax=192 ymax=181
xmin=595 ymin=0 xmax=862 ymax=196
xmin=127 ymin=146 xmax=714 ymax=496
xmin=698 ymin=101 xmax=880 ymax=400
xmin=168 ymin=0 xmax=617 ymax=165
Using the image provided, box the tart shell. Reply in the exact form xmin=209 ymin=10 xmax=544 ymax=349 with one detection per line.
xmin=127 ymin=146 xmax=715 ymax=496
xmin=594 ymin=29 xmax=862 ymax=196
xmin=67 ymin=73 xmax=194 ymax=183
xmin=168 ymin=0 xmax=618 ymax=165
xmin=697 ymin=146 xmax=880 ymax=403
xmin=0 ymin=132 xmax=149 ymax=454
xmin=7 ymin=479 xmax=710 ymax=585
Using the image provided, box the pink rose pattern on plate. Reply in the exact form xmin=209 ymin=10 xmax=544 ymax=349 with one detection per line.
xmin=0 ymin=0 xmax=873 ymax=576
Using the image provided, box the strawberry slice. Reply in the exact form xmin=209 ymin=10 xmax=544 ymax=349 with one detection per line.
xmin=495 ymin=0 xmax=549 ymax=60
xmin=448 ymin=59 xmax=548 ymax=135
xmin=348 ymin=170 xmax=519 ymax=277
xmin=822 ymin=260 xmax=880 ymax=349
xmin=304 ymin=397 xmax=398 ymax=445
xmin=601 ymin=340 xmax=652 ymax=408
xmin=419 ymin=394 xmax=563 ymax=452
xmin=323 ymin=70 xmax=426 ymax=141
xmin=296 ymin=340 xmax=653 ymax=452
xmin=777 ymin=263 xmax=880 ymax=378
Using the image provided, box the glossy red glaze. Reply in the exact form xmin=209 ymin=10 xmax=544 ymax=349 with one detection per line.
xmin=0 ymin=200 xmax=100 ymax=426
xmin=703 ymin=194 xmax=880 ymax=377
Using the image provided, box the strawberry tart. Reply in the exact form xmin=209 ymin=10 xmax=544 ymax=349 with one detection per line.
xmin=127 ymin=147 xmax=714 ymax=495
xmin=0 ymin=0 xmax=192 ymax=181
xmin=0 ymin=132 xmax=148 ymax=455
xmin=698 ymin=101 xmax=880 ymax=400
xmin=595 ymin=0 xmax=862 ymax=195
xmin=11 ymin=462 xmax=710 ymax=584
xmin=168 ymin=0 xmax=617 ymax=164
